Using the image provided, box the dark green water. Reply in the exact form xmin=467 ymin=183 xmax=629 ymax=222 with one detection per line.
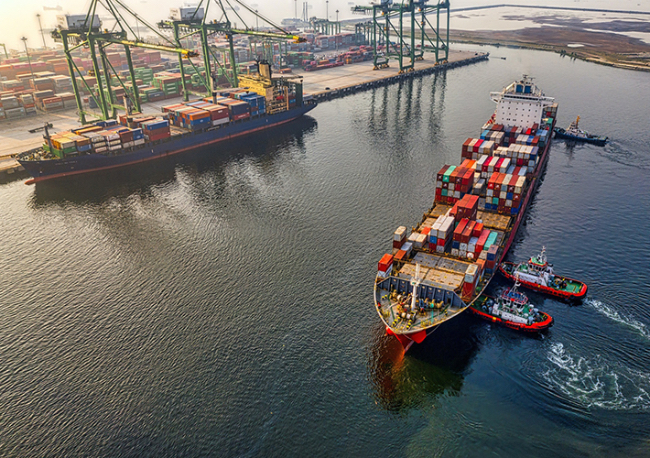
xmin=1 ymin=45 xmax=649 ymax=457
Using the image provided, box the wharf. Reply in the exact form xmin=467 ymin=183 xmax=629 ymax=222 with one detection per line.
xmin=302 ymin=50 xmax=488 ymax=101
xmin=0 ymin=50 xmax=488 ymax=182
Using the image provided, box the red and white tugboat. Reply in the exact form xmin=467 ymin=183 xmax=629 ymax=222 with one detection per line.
xmin=469 ymin=282 xmax=554 ymax=333
xmin=499 ymin=247 xmax=588 ymax=302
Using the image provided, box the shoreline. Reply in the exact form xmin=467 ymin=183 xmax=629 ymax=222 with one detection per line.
xmin=449 ymin=29 xmax=650 ymax=73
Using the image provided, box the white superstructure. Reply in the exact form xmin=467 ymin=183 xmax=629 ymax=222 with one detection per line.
xmin=490 ymin=75 xmax=555 ymax=129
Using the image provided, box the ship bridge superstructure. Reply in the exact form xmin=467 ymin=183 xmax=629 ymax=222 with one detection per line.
xmin=490 ymin=75 xmax=555 ymax=129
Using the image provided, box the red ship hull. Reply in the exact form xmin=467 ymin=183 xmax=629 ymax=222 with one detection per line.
xmin=467 ymin=305 xmax=554 ymax=333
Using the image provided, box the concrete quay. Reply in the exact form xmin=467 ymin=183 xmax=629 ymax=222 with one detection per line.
xmin=302 ymin=50 xmax=488 ymax=100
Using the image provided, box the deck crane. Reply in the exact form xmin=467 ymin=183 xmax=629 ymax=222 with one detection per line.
xmin=352 ymin=0 xmax=450 ymax=72
xmin=51 ymin=0 xmax=199 ymax=124
xmin=157 ymin=0 xmax=306 ymax=101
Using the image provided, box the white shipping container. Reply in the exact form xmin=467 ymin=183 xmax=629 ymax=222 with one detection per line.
xmin=465 ymin=264 xmax=478 ymax=283
xmin=133 ymin=139 xmax=145 ymax=146
xmin=394 ymin=226 xmax=407 ymax=241
xmin=212 ymin=118 xmax=229 ymax=127
xmin=451 ymin=248 xmax=459 ymax=257
xmin=415 ymin=233 xmax=427 ymax=248
xmin=436 ymin=245 xmax=445 ymax=253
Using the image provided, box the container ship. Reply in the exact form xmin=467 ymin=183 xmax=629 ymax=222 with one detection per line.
xmin=374 ymin=76 xmax=558 ymax=350
xmin=18 ymin=63 xmax=316 ymax=184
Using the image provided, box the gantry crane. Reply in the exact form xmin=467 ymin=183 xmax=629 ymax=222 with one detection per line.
xmin=51 ymin=0 xmax=199 ymax=124
xmin=157 ymin=0 xmax=306 ymax=101
xmin=352 ymin=0 xmax=450 ymax=72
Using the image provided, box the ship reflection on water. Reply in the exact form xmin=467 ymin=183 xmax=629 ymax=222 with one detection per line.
xmin=29 ymin=116 xmax=318 ymax=207
xmin=367 ymin=314 xmax=480 ymax=413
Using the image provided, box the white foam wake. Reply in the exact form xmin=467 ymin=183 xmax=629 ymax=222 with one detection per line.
xmin=585 ymin=298 xmax=650 ymax=340
xmin=543 ymin=342 xmax=650 ymax=410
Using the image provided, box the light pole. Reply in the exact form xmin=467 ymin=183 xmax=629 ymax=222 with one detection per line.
xmin=21 ymin=37 xmax=36 ymax=91
xmin=36 ymin=14 xmax=46 ymax=49
xmin=255 ymin=10 xmax=258 ymax=31
xmin=335 ymin=10 xmax=339 ymax=51
xmin=326 ymin=0 xmax=329 ymax=20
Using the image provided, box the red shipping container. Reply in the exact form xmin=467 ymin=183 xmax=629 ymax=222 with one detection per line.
xmin=473 ymin=222 xmax=484 ymax=238
xmin=454 ymin=218 xmax=469 ymax=241
xmin=378 ymin=254 xmax=393 ymax=272
xmin=437 ymin=165 xmax=450 ymax=182
xmin=461 ymin=221 xmax=475 ymax=244
xmin=206 ymin=105 xmax=229 ymax=120
xmin=462 ymin=277 xmax=477 ymax=301
xmin=421 ymin=227 xmax=431 ymax=236
xmin=232 ymin=113 xmax=250 ymax=121
xmin=119 ymin=131 xmax=133 ymax=143
xmin=450 ymin=202 xmax=459 ymax=218
xmin=437 ymin=238 xmax=446 ymax=247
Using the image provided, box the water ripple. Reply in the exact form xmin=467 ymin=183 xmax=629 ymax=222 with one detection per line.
xmin=543 ymin=342 xmax=650 ymax=411
xmin=585 ymin=298 xmax=650 ymax=341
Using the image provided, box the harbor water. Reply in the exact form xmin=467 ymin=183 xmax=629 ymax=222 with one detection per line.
xmin=1 ymin=45 xmax=649 ymax=456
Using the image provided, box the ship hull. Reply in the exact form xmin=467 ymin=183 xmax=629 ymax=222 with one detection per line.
xmin=499 ymin=262 xmax=588 ymax=301
xmin=19 ymin=104 xmax=316 ymax=184
xmin=375 ymin=121 xmax=555 ymax=350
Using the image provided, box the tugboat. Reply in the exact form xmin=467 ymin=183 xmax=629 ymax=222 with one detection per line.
xmin=468 ymin=282 xmax=554 ymax=333
xmin=499 ymin=247 xmax=588 ymax=302
xmin=553 ymin=116 xmax=608 ymax=146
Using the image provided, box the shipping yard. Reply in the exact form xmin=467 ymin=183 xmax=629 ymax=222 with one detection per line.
xmin=0 ymin=0 xmax=489 ymax=181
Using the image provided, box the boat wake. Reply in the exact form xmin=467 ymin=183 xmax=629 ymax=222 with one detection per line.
xmin=543 ymin=342 xmax=650 ymax=410
xmin=585 ymin=298 xmax=650 ymax=340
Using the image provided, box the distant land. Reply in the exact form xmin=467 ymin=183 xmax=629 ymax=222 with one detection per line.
xmin=448 ymin=14 xmax=650 ymax=72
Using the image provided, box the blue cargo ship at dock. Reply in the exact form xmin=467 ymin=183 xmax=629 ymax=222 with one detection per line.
xmin=18 ymin=63 xmax=316 ymax=184
xmin=18 ymin=103 xmax=316 ymax=184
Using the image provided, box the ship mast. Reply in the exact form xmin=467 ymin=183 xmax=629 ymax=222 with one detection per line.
xmin=410 ymin=263 xmax=423 ymax=312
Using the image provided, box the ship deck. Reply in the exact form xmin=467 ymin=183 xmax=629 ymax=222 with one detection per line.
xmin=376 ymin=283 xmax=466 ymax=334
